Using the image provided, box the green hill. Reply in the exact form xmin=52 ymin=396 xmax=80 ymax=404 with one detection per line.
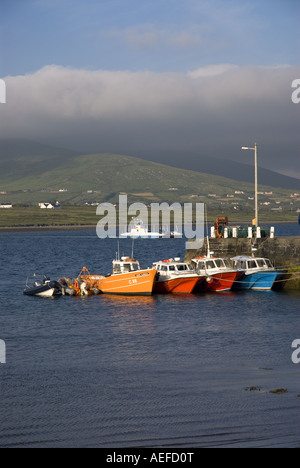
xmin=0 ymin=140 xmax=298 ymax=221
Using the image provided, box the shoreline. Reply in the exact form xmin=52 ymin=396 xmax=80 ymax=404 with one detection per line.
xmin=0 ymin=220 xmax=297 ymax=233
xmin=0 ymin=225 xmax=97 ymax=233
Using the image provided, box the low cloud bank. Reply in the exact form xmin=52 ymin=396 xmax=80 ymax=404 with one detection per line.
xmin=1 ymin=64 xmax=299 ymax=176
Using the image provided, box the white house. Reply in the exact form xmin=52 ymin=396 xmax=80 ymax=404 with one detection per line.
xmin=0 ymin=203 xmax=12 ymax=209
xmin=39 ymin=203 xmax=54 ymax=209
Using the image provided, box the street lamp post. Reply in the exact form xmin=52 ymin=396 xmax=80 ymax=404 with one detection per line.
xmin=242 ymin=143 xmax=258 ymax=228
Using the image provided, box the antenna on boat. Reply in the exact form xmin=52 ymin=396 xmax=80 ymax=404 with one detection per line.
xmin=251 ymin=247 xmax=257 ymax=258
xmin=205 ymin=204 xmax=211 ymax=258
xmin=117 ymin=240 xmax=120 ymax=261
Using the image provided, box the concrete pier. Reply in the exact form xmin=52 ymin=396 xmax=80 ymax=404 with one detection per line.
xmin=185 ymin=236 xmax=300 ymax=266
xmin=185 ymin=236 xmax=300 ymax=289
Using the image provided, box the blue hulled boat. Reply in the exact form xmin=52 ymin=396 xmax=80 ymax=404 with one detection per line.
xmin=231 ymin=256 xmax=289 ymax=291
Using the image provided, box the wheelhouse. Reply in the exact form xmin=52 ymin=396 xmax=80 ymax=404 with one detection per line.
xmin=192 ymin=258 xmax=232 ymax=271
xmin=153 ymin=260 xmax=195 ymax=275
xmin=113 ymin=258 xmax=141 ymax=274
xmin=232 ymin=257 xmax=274 ymax=271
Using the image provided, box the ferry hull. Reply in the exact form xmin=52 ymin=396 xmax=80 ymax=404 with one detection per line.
xmin=81 ymin=269 xmax=157 ymax=296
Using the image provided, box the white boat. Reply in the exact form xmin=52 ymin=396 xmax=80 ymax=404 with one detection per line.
xmin=120 ymin=219 xmax=162 ymax=239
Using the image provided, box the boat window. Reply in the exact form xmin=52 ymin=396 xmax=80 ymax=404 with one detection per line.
xmin=248 ymin=261 xmax=257 ymax=269
xmin=177 ymin=264 xmax=188 ymax=271
xmin=123 ymin=264 xmax=131 ymax=272
xmin=131 ymin=263 xmax=140 ymax=271
xmin=187 ymin=264 xmax=193 ymax=271
xmin=197 ymin=261 xmax=205 ymax=270
xmin=206 ymin=261 xmax=216 ymax=269
xmin=215 ymin=259 xmax=224 ymax=268
xmin=161 ymin=266 xmax=168 ymax=272
xmin=114 ymin=264 xmax=121 ymax=273
xmin=169 ymin=265 xmax=176 ymax=271
xmin=265 ymin=259 xmax=273 ymax=268
xmin=257 ymin=259 xmax=265 ymax=268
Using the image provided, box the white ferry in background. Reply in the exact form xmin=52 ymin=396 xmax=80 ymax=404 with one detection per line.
xmin=120 ymin=219 xmax=163 ymax=239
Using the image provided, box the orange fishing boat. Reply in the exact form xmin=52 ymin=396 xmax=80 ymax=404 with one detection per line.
xmin=79 ymin=258 xmax=157 ymax=296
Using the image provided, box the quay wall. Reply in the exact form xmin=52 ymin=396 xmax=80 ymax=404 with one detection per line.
xmin=185 ymin=236 xmax=300 ymax=290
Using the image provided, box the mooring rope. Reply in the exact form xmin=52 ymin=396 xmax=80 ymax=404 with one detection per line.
xmin=203 ymin=272 xmax=300 ymax=285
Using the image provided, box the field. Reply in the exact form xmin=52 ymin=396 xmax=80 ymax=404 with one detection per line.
xmin=0 ymin=142 xmax=299 ymax=227
xmin=0 ymin=205 xmax=298 ymax=229
xmin=0 ymin=206 xmax=98 ymax=228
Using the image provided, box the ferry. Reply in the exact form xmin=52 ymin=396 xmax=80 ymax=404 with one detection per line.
xmin=153 ymin=258 xmax=205 ymax=294
xmin=191 ymin=256 xmax=240 ymax=292
xmin=231 ymin=256 xmax=289 ymax=291
xmin=79 ymin=258 xmax=157 ymax=296
xmin=120 ymin=219 xmax=162 ymax=239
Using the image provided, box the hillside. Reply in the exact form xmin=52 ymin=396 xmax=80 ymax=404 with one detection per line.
xmin=0 ymin=141 xmax=299 ymax=218
xmin=143 ymin=150 xmax=300 ymax=191
xmin=0 ymin=139 xmax=79 ymax=180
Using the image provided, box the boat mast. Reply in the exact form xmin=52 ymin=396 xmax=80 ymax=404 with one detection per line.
xmin=205 ymin=204 xmax=211 ymax=258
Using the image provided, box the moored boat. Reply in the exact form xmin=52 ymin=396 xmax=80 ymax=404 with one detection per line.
xmin=153 ymin=258 xmax=205 ymax=293
xmin=79 ymin=258 xmax=157 ymax=296
xmin=231 ymin=256 xmax=290 ymax=291
xmin=23 ymin=274 xmax=62 ymax=297
xmin=191 ymin=256 xmax=240 ymax=292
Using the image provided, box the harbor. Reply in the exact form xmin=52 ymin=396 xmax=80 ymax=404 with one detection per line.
xmin=22 ymin=219 xmax=300 ymax=296
xmin=185 ymin=221 xmax=300 ymax=291
xmin=1 ymin=229 xmax=300 ymax=448
xmin=23 ymin=247 xmax=298 ymax=297
xmin=1 ymin=0 xmax=300 ymax=451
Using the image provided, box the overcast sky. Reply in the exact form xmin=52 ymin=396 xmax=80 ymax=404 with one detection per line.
xmin=0 ymin=0 xmax=299 ymax=177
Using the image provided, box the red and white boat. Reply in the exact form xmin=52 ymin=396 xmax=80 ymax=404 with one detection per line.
xmin=153 ymin=258 xmax=205 ymax=294
xmin=191 ymin=256 xmax=240 ymax=292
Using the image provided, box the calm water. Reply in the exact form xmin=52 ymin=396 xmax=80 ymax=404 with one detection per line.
xmin=0 ymin=225 xmax=300 ymax=448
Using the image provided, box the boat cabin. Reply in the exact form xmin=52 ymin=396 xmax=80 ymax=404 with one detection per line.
xmin=153 ymin=259 xmax=195 ymax=275
xmin=231 ymin=256 xmax=274 ymax=271
xmin=192 ymin=257 xmax=232 ymax=272
xmin=113 ymin=257 xmax=141 ymax=274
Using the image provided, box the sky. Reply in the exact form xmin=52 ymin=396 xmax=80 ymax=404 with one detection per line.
xmin=0 ymin=0 xmax=299 ymax=177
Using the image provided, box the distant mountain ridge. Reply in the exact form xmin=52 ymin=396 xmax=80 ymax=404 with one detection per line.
xmin=0 ymin=139 xmax=298 ymax=191
xmin=0 ymin=140 xmax=297 ymax=208
xmin=0 ymin=139 xmax=80 ymax=181
xmin=141 ymin=150 xmax=300 ymax=191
